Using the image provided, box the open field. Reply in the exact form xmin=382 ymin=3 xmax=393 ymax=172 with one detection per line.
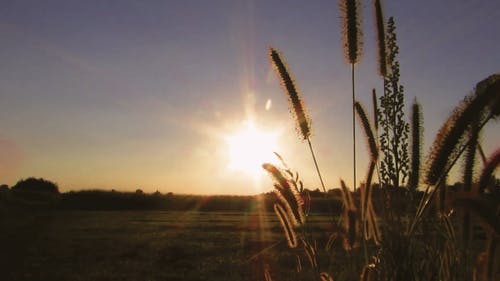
xmin=0 ymin=208 xmax=335 ymax=281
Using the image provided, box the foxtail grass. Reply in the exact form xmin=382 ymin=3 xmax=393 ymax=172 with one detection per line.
xmin=260 ymin=5 xmax=499 ymax=277
xmin=409 ymin=98 xmax=422 ymax=192
xmin=301 ymin=238 xmax=318 ymax=269
xmin=340 ymin=0 xmax=363 ymax=64
xmin=372 ymin=88 xmax=384 ymax=187
xmin=477 ymin=148 xmax=500 ymax=194
xmin=340 ymin=0 xmax=363 ymax=191
xmin=355 ymin=101 xmax=378 ymax=162
xmin=269 ymin=48 xmax=311 ymax=141
xmin=274 ymin=203 xmax=298 ymax=248
xmin=269 ymin=47 xmax=327 ymax=193
xmin=354 ymin=100 xmax=379 ymax=242
xmin=411 ymin=75 xmax=500 ymax=235
xmin=373 ymin=0 xmax=387 ymax=77
xmin=262 ymin=163 xmax=305 ymax=226
xmin=425 ymin=74 xmax=500 ymax=186
xmin=462 ymin=118 xmax=480 ymax=191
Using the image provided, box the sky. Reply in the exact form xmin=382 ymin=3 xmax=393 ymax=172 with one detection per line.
xmin=0 ymin=0 xmax=499 ymax=195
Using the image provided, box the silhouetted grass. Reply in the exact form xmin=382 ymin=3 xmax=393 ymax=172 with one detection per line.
xmin=265 ymin=22 xmax=499 ymax=281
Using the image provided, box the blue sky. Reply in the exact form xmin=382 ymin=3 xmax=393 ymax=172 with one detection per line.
xmin=0 ymin=0 xmax=498 ymax=194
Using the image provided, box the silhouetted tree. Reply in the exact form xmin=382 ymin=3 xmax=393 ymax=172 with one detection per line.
xmin=0 ymin=184 xmax=9 ymax=200
xmin=0 ymin=184 xmax=9 ymax=192
xmin=11 ymin=177 xmax=59 ymax=194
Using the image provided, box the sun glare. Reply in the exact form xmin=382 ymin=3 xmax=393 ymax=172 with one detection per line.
xmin=226 ymin=120 xmax=280 ymax=178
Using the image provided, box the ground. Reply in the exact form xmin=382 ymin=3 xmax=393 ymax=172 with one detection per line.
xmin=0 ymin=209 xmax=333 ymax=281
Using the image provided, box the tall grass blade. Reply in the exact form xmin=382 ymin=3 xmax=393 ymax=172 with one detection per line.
xmin=452 ymin=198 xmax=500 ymax=236
xmin=340 ymin=0 xmax=363 ymax=191
xmin=372 ymin=89 xmax=379 ymax=131
xmin=486 ymin=237 xmax=498 ymax=281
xmin=301 ymin=238 xmax=318 ymax=269
xmin=409 ymin=99 xmax=422 ymax=191
xmin=478 ymin=143 xmax=488 ymax=166
xmin=340 ymin=180 xmax=359 ymax=250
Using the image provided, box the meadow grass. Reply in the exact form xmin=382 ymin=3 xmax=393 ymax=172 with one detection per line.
xmin=0 ymin=203 xmax=343 ymax=281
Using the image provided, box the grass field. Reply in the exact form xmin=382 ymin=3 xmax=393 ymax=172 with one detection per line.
xmin=0 ymin=208 xmax=334 ymax=281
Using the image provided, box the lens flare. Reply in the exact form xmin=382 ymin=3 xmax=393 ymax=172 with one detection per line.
xmin=226 ymin=120 xmax=280 ymax=179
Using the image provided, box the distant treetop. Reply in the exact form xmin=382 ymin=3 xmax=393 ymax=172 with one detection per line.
xmin=11 ymin=177 xmax=59 ymax=194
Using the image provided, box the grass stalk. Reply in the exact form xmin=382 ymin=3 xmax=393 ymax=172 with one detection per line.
xmin=340 ymin=0 xmax=363 ymax=190
xmin=352 ymin=64 xmax=357 ymax=191
xmin=307 ymin=139 xmax=327 ymax=193
xmin=270 ymin=47 xmax=327 ymax=193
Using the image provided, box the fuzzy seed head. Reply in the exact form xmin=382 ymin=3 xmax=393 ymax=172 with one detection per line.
xmin=355 ymin=101 xmax=379 ymax=162
xmin=409 ymin=99 xmax=422 ymax=190
xmin=339 ymin=0 xmax=363 ymax=64
xmin=274 ymin=203 xmax=298 ymax=248
xmin=263 ymin=163 xmax=290 ymax=189
xmin=263 ymin=163 xmax=305 ymax=226
xmin=269 ymin=47 xmax=311 ymax=140
xmin=373 ymin=0 xmax=387 ymax=77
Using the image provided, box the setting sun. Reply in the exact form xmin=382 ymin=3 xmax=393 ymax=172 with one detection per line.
xmin=226 ymin=120 xmax=280 ymax=178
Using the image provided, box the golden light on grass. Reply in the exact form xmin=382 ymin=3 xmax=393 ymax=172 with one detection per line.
xmin=226 ymin=120 xmax=280 ymax=179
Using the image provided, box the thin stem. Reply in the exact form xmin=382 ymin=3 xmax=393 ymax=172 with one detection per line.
xmin=352 ymin=63 xmax=357 ymax=191
xmin=307 ymin=138 xmax=326 ymax=193
xmin=362 ymin=231 xmax=369 ymax=264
